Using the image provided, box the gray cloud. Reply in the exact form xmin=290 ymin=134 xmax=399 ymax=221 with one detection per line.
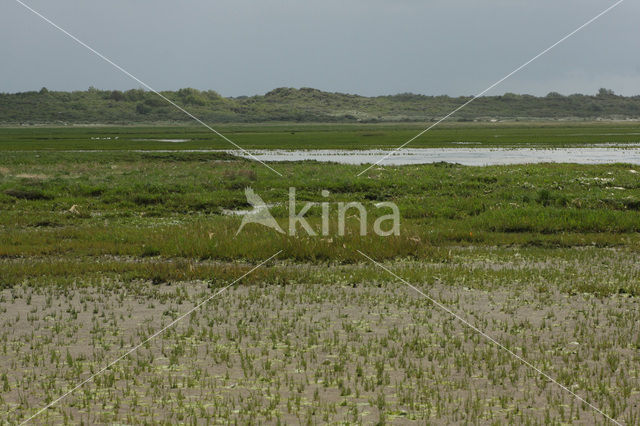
xmin=1 ymin=0 xmax=638 ymax=96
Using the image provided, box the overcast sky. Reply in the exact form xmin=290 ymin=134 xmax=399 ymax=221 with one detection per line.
xmin=2 ymin=0 xmax=638 ymax=97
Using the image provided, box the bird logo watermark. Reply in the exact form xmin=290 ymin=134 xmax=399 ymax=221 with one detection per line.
xmin=235 ymin=188 xmax=285 ymax=235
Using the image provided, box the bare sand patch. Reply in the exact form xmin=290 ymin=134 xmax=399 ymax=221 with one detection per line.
xmin=14 ymin=173 xmax=49 ymax=180
xmin=2 ymin=277 xmax=637 ymax=424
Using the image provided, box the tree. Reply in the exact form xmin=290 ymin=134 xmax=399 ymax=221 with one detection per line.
xmin=597 ymin=88 xmax=615 ymax=97
xmin=177 ymin=88 xmax=207 ymax=106
xmin=125 ymin=89 xmax=145 ymax=102
xmin=109 ymin=90 xmax=124 ymax=102
xmin=136 ymin=103 xmax=151 ymax=114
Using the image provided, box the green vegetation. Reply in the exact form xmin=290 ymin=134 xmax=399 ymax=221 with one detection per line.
xmin=1 ymin=136 xmax=639 ymax=291
xmin=2 ymin=121 xmax=640 ymax=151
xmin=2 ymin=86 xmax=639 ymax=124
xmin=1 ymin=125 xmax=639 ymax=423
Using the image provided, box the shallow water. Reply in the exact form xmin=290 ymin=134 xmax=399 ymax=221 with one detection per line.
xmin=18 ymin=146 xmax=640 ymax=166
xmin=132 ymin=138 xmax=191 ymax=143
xmin=228 ymin=148 xmax=640 ymax=166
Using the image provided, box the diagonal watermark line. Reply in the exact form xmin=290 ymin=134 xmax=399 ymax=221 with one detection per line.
xmin=356 ymin=250 xmax=622 ymax=426
xmin=14 ymin=0 xmax=283 ymax=177
xmin=18 ymin=250 xmax=282 ymax=425
xmin=357 ymin=0 xmax=625 ymax=176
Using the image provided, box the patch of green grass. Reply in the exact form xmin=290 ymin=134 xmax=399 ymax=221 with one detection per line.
xmin=0 ymin=145 xmax=638 ymax=296
xmin=1 ymin=128 xmax=639 ymax=294
xmin=1 ymin=121 xmax=640 ymax=150
xmin=1 ymin=149 xmax=639 ymax=261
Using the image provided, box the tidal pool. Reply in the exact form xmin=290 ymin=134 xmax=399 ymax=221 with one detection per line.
xmin=227 ymin=147 xmax=640 ymax=166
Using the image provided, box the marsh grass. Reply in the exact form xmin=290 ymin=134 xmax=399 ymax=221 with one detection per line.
xmin=1 ymin=149 xmax=639 ymax=291
xmin=1 ymin=277 xmax=639 ymax=424
xmin=2 ymin=122 xmax=640 ymax=150
xmin=1 ymin=129 xmax=640 ymax=423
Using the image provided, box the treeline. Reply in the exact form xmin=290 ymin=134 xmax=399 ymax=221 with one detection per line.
xmin=1 ymin=86 xmax=639 ymax=124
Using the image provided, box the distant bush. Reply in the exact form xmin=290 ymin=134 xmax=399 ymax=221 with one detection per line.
xmin=136 ymin=103 xmax=152 ymax=115
xmin=1 ymin=87 xmax=639 ymax=124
